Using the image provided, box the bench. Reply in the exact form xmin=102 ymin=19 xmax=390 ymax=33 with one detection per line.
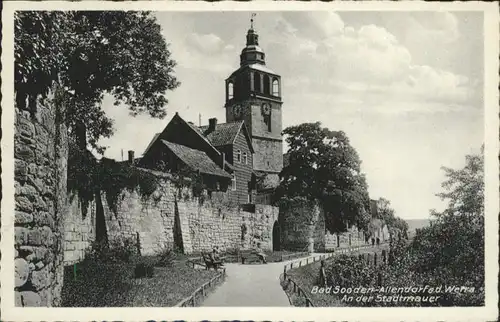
xmin=201 ymin=252 xmax=225 ymax=270
xmin=239 ymin=249 xmax=266 ymax=264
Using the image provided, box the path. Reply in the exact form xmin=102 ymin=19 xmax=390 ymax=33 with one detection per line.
xmin=201 ymin=257 xmax=311 ymax=306
xmin=201 ymin=254 xmax=324 ymax=306
xmin=201 ymin=246 xmax=388 ymax=306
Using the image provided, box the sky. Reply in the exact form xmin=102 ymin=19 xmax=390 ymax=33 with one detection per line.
xmin=98 ymin=11 xmax=484 ymax=220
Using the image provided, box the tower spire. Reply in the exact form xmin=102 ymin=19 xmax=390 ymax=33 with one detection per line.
xmin=250 ymin=13 xmax=256 ymax=30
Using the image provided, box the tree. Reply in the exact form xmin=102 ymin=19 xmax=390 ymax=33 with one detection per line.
xmin=275 ymin=122 xmax=371 ymax=233
xmin=15 ymin=11 xmax=180 ymax=153
xmin=376 ymin=197 xmax=408 ymax=238
xmin=407 ymin=149 xmax=484 ymax=305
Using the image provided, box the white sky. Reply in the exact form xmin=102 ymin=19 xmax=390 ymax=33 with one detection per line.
xmin=98 ymin=11 xmax=484 ymax=220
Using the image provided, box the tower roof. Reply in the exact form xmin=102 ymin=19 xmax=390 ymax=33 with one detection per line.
xmin=240 ymin=14 xmax=266 ymax=67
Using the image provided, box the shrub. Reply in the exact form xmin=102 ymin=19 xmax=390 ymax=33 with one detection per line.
xmin=134 ymin=262 xmax=155 ymax=278
xmin=156 ymin=243 xmax=175 ymax=267
xmin=85 ymin=236 xmax=138 ymax=263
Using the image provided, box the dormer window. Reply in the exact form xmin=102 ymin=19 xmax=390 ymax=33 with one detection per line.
xmin=236 ymin=149 xmax=241 ymax=163
xmin=228 ymin=81 xmax=234 ymax=100
xmin=272 ymin=79 xmax=279 ymax=96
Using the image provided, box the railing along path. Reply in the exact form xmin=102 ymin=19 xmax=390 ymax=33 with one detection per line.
xmin=281 ymin=244 xmax=381 ymax=307
xmin=175 ymin=266 xmax=227 ymax=307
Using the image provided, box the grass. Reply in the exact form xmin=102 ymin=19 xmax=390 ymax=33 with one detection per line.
xmin=61 ymin=257 xmax=219 ymax=307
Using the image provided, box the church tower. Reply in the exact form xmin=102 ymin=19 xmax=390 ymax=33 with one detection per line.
xmin=224 ymin=16 xmax=283 ymax=189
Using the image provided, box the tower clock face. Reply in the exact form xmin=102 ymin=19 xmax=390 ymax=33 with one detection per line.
xmin=233 ymin=104 xmax=242 ymax=117
xmin=261 ymin=103 xmax=271 ymax=116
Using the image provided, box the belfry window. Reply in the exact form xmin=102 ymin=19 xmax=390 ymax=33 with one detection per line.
xmin=253 ymin=73 xmax=261 ymax=92
xmin=263 ymin=76 xmax=270 ymax=95
xmin=272 ymin=79 xmax=279 ymax=96
xmin=228 ymin=82 xmax=234 ymax=100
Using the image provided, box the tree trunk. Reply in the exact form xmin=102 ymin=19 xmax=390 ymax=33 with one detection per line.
xmin=307 ymin=200 xmax=321 ymax=252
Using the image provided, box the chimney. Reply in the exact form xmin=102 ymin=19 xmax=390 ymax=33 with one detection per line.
xmin=128 ymin=150 xmax=135 ymax=164
xmin=208 ymin=118 xmax=217 ymax=132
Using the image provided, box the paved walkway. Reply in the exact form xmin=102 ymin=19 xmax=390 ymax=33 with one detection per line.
xmin=201 ymin=257 xmax=303 ymax=306
xmin=201 ymin=254 xmax=324 ymax=306
xmin=201 ymin=247 xmax=387 ymax=306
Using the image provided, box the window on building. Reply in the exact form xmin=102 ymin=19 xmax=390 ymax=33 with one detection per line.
xmin=231 ymin=173 xmax=237 ymax=191
xmin=242 ymin=152 xmax=248 ymax=165
xmin=228 ymin=82 xmax=234 ymax=100
xmin=236 ymin=149 xmax=241 ymax=163
xmin=253 ymin=73 xmax=261 ymax=92
xmin=263 ymin=75 xmax=270 ymax=95
xmin=272 ymin=79 xmax=279 ymax=96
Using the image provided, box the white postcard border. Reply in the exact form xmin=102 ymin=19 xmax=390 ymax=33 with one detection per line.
xmin=1 ymin=1 xmax=498 ymax=321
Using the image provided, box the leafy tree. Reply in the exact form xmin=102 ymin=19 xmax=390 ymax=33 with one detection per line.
xmin=376 ymin=197 xmax=408 ymax=238
xmin=406 ymin=149 xmax=484 ymax=305
xmin=275 ymin=122 xmax=371 ymax=233
xmin=15 ymin=11 xmax=180 ymax=153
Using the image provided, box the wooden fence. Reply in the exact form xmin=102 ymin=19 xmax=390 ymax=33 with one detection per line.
xmin=174 ymin=267 xmax=227 ymax=307
xmin=280 ymin=251 xmax=310 ymax=262
xmin=281 ymin=244 xmax=380 ymax=307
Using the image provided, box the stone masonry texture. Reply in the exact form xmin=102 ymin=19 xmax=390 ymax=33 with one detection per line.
xmin=280 ymin=198 xmax=375 ymax=252
xmin=100 ymin=178 xmax=279 ymax=255
xmin=14 ymin=89 xmax=67 ymax=307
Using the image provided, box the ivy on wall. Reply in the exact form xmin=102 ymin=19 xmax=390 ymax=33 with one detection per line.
xmin=68 ymin=147 xmax=210 ymax=214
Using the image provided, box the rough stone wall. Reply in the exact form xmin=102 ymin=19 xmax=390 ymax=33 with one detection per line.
xmin=279 ymin=198 xmax=319 ymax=251
xmin=100 ymin=174 xmax=279 ymax=255
xmin=323 ymin=225 xmax=367 ymax=251
xmin=281 ymin=198 xmax=369 ymax=252
xmin=63 ymin=193 xmax=96 ymax=264
xmin=14 ymin=90 xmax=67 ymax=307
xmin=100 ymin=178 xmax=177 ymax=256
xmin=252 ymin=204 xmax=279 ymax=250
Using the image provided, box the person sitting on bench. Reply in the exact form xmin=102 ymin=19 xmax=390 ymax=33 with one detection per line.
xmin=211 ymin=246 xmax=224 ymax=266
xmin=254 ymin=243 xmax=267 ymax=264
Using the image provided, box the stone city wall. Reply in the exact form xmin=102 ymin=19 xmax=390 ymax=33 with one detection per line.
xmin=281 ymin=197 xmax=371 ymax=252
xmin=14 ymin=90 xmax=67 ymax=307
xmin=63 ymin=193 xmax=96 ymax=265
xmin=100 ymin=172 xmax=279 ymax=255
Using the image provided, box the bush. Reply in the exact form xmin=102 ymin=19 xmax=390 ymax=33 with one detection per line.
xmin=324 ymin=254 xmax=378 ymax=289
xmin=156 ymin=244 xmax=175 ymax=267
xmin=85 ymin=237 xmax=138 ymax=263
xmin=134 ymin=262 xmax=155 ymax=278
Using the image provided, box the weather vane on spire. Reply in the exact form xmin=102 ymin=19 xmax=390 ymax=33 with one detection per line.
xmin=251 ymin=13 xmax=256 ymax=29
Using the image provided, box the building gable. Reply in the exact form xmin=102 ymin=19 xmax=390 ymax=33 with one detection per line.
xmin=143 ymin=113 xmax=222 ymax=164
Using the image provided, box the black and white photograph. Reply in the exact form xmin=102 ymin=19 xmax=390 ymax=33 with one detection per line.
xmin=1 ymin=1 xmax=498 ymax=321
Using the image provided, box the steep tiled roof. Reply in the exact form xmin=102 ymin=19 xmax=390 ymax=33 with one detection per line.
xmin=161 ymin=140 xmax=231 ymax=178
xmin=199 ymin=121 xmax=244 ymax=147
xmin=143 ymin=132 xmax=161 ymax=156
